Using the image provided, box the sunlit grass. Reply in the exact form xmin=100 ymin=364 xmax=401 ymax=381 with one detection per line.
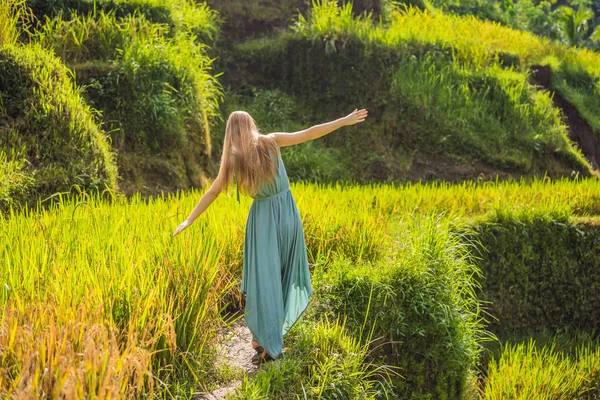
xmin=1 ymin=178 xmax=599 ymax=396
xmin=288 ymin=1 xmax=600 ymax=175
xmin=482 ymin=338 xmax=600 ymax=399
xmin=296 ymin=1 xmax=600 ymax=73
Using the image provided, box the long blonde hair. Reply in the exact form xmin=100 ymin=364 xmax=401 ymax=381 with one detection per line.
xmin=219 ymin=111 xmax=279 ymax=196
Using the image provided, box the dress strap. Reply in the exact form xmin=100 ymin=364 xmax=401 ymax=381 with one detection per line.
xmin=232 ymin=153 xmax=240 ymax=204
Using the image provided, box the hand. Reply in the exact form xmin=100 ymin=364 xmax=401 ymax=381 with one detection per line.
xmin=343 ymin=108 xmax=368 ymax=126
xmin=173 ymin=219 xmax=192 ymax=237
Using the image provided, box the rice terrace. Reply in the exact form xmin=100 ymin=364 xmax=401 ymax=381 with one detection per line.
xmin=2 ymin=0 xmax=600 ymax=399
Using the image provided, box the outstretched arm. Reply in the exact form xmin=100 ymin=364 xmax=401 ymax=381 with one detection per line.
xmin=173 ymin=175 xmax=223 ymax=237
xmin=268 ymin=108 xmax=368 ymax=147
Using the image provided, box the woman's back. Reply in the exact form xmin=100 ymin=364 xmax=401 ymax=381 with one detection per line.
xmin=250 ymin=149 xmax=290 ymax=200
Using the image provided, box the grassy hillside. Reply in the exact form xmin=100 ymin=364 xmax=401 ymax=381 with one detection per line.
xmin=0 ymin=0 xmax=222 ymax=201
xmin=28 ymin=0 xmax=222 ymax=196
xmin=2 ymin=0 xmax=600 ymax=206
xmin=0 ymin=1 xmax=117 ymax=212
xmin=221 ymin=2 xmax=599 ymax=182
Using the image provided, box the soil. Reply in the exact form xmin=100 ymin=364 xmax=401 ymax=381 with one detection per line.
xmin=196 ymin=319 xmax=260 ymax=400
xmin=531 ymin=65 xmax=600 ymax=170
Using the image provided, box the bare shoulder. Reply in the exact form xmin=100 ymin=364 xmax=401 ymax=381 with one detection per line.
xmin=264 ymin=132 xmax=282 ymax=145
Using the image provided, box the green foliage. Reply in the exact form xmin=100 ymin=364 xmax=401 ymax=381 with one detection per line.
xmin=470 ymin=210 xmax=600 ymax=335
xmin=0 ymin=43 xmax=117 ymax=213
xmin=207 ymin=0 xmax=307 ymax=44
xmin=413 ymin=0 xmax=600 ymax=51
xmin=428 ymin=0 xmax=505 ymax=22
xmin=0 ymin=0 xmax=28 ymax=46
xmin=228 ymin=3 xmax=593 ymax=180
xmin=390 ymin=56 xmax=585 ymax=173
xmin=2 ymin=178 xmax=600 ymax=396
xmin=206 ymin=0 xmax=393 ymax=45
xmin=314 ymin=215 xmax=487 ymax=399
xmin=555 ymin=5 xmax=595 ymax=47
xmin=483 ymin=336 xmax=600 ymax=399
xmin=25 ymin=0 xmax=219 ymax=41
xmin=0 ymin=149 xmax=34 ymax=210
xmin=549 ymin=55 xmax=600 ymax=148
xmin=231 ymin=319 xmax=393 ymax=399
xmin=504 ymin=0 xmax=558 ymax=39
xmin=29 ymin=3 xmax=222 ymax=195
xmin=0 ymin=189 xmax=240 ymax=397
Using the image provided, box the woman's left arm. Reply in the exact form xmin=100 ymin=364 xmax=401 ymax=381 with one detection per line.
xmin=173 ymin=176 xmax=223 ymax=237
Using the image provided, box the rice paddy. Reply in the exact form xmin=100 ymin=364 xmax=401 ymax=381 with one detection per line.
xmin=1 ymin=178 xmax=599 ymax=397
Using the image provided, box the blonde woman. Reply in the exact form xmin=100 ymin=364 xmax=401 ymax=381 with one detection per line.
xmin=174 ymin=108 xmax=368 ymax=361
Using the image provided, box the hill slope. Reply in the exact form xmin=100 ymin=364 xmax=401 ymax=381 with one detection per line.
xmin=2 ymin=0 xmax=600 ymax=209
xmin=219 ymin=2 xmax=597 ymax=182
xmin=0 ymin=41 xmax=117 ymax=212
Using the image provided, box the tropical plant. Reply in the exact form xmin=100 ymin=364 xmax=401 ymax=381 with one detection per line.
xmin=555 ymin=5 xmax=595 ymax=47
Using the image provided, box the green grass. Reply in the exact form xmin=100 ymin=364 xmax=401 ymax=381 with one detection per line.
xmin=31 ymin=2 xmax=222 ymax=157
xmin=230 ymin=319 xmax=395 ymax=399
xmin=0 ymin=40 xmax=118 ymax=213
xmin=482 ymin=336 xmax=600 ymax=399
xmin=225 ymin=2 xmax=596 ymax=181
xmin=300 ymin=1 xmax=600 ymax=160
xmin=2 ymin=178 xmax=600 ymax=397
xmin=3 ymin=1 xmax=600 ymax=397
xmin=26 ymin=0 xmax=219 ymax=41
xmin=1 ymin=0 xmax=223 ymax=198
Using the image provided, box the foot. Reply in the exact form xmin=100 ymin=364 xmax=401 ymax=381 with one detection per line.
xmin=251 ymin=339 xmax=264 ymax=353
xmin=251 ymin=349 xmax=274 ymax=364
xmin=260 ymin=350 xmax=273 ymax=362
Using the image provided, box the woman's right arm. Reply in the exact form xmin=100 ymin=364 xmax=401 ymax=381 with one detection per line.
xmin=268 ymin=108 xmax=368 ymax=147
xmin=173 ymin=175 xmax=223 ymax=237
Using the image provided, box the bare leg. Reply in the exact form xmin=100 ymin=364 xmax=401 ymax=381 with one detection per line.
xmin=251 ymin=338 xmax=264 ymax=352
xmin=260 ymin=349 xmax=273 ymax=361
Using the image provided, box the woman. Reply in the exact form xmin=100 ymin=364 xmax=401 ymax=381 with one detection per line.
xmin=173 ymin=108 xmax=368 ymax=361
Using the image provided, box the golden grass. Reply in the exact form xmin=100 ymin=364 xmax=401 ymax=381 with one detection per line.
xmin=1 ymin=178 xmax=599 ymax=396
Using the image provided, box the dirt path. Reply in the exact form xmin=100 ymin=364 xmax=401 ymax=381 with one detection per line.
xmin=197 ymin=319 xmax=259 ymax=400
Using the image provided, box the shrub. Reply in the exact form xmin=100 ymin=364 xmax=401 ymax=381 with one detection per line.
xmin=470 ymin=210 xmax=600 ymax=335
xmin=314 ymin=215 xmax=487 ymax=399
xmin=0 ymin=42 xmax=117 ymax=212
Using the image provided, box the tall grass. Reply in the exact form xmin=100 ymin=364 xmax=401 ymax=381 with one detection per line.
xmin=34 ymin=10 xmax=169 ymax=63
xmin=286 ymin=1 xmax=600 ymax=176
xmin=0 ymin=0 xmax=28 ymax=46
xmin=233 ymin=1 xmax=596 ymax=179
xmin=483 ymin=338 xmax=600 ymax=399
xmin=1 ymin=178 xmax=599 ymax=396
xmin=390 ymin=55 xmax=588 ymax=172
xmin=26 ymin=0 xmax=219 ymax=41
xmin=0 ymin=192 xmax=238 ymax=396
xmin=32 ymin=8 xmax=221 ymax=155
xmin=295 ymin=1 xmax=600 ymax=71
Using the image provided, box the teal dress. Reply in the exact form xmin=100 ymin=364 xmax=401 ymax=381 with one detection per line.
xmin=239 ymin=148 xmax=312 ymax=359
